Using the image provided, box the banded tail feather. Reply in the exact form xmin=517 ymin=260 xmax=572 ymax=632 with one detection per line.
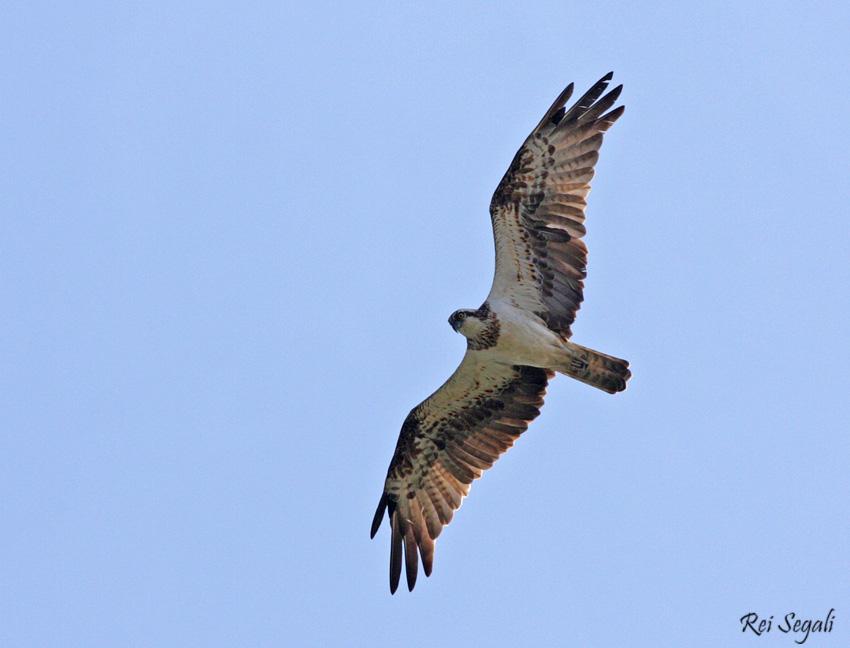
xmin=557 ymin=343 xmax=631 ymax=394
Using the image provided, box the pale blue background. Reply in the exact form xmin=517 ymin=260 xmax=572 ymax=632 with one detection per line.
xmin=2 ymin=2 xmax=848 ymax=647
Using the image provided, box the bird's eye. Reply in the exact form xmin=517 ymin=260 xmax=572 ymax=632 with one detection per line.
xmin=457 ymin=312 xmax=465 ymax=320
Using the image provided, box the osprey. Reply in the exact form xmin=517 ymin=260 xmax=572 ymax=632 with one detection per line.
xmin=371 ymin=73 xmax=631 ymax=593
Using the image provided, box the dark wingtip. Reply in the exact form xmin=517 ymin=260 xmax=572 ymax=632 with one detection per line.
xmin=608 ymin=84 xmax=624 ymax=103
xmin=559 ymin=73 xmax=618 ymax=125
xmin=533 ymin=82 xmax=575 ymax=132
xmin=404 ymin=532 xmax=419 ymax=591
xmin=389 ymin=513 xmax=402 ymax=593
xmin=422 ymin=548 xmax=434 ymax=577
xmin=603 ymin=104 xmax=626 ymax=124
xmin=370 ymin=492 xmax=388 ymax=539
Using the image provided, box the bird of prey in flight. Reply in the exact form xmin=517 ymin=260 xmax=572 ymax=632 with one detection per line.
xmin=371 ymin=73 xmax=631 ymax=593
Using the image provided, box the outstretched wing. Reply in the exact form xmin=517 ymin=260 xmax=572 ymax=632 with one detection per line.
xmin=488 ymin=73 xmax=624 ymax=339
xmin=371 ymin=353 xmax=553 ymax=593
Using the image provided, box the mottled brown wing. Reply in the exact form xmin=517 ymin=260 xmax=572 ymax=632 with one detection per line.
xmin=487 ymin=73 xmax=624 ymax=338
xmin=371 ymin=353 xmax=553 ymax=593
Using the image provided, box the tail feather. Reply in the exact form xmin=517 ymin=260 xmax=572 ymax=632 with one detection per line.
xmin=556 ymin=343 xmax=631 ymax=394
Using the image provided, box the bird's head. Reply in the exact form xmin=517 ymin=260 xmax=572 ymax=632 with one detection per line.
xmin=448 ymin=309 xmax=486 ymax=339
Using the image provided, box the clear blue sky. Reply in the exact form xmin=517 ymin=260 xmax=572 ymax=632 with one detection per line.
xmin=2 ymin=2 xmax=848 ymax=647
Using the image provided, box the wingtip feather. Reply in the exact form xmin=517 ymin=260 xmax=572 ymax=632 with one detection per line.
xmin=533 ymin=82 xmax=574 ymax=132
xmin=370 ymin=492 xmax=388 ymax=538
xmin=389 ymin=513 xmax=402 ymax=594
xmin=404 ymin=527 xmax=419 ymax=591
